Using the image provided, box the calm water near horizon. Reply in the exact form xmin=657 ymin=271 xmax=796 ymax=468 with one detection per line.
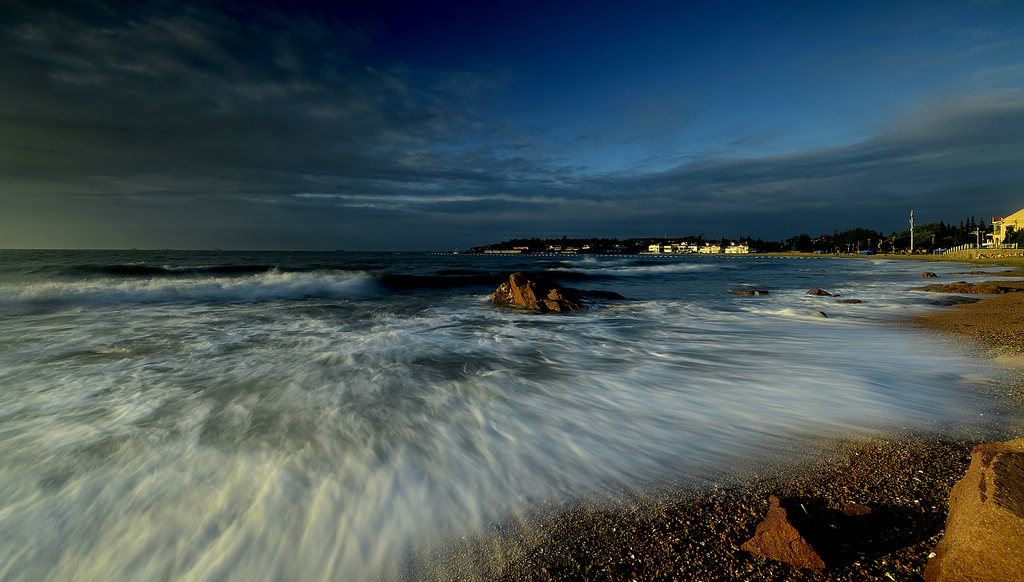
xmin=0 ymin=250 xmax=1018 ymax=581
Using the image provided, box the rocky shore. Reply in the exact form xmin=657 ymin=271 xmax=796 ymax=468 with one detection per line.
xmin=413 ymin=260 xmax=1024 ymax=581
xmin=913 ymin=278 xmax=1024 ymax=362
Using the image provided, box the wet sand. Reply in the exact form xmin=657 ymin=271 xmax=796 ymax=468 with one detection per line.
xmin=913 ymin=281 xmax=1024 ymax=360
xmin=415 ymin=260 xmax=1024 ymax=581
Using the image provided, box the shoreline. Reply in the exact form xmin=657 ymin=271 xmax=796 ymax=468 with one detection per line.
xmin=416 ymin=257 xmax=1024 ymax=581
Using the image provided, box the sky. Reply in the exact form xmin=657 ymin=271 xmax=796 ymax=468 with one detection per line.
xmin=2 ymin=0 xmax=1024 ymax=250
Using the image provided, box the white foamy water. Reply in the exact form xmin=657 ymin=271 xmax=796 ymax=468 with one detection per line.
xmin=0 ymin=251 xmax=1014 ymax=581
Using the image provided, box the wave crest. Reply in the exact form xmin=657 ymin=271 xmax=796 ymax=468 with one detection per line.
xmin=2 ymin=270 xmax=378 ymax=309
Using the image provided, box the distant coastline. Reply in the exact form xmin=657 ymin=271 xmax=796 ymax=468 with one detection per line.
xmin=460 ymin=214 xmax=1020 ymax=257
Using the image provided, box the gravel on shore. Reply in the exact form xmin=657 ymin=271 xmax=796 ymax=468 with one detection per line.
xmin=416 ymin=437 xmax=998 ymax=581
xmin=913 ymin=281 xmax=1024 ymax=358
xmin=413 ymin=263 xmax=1024 ymax=581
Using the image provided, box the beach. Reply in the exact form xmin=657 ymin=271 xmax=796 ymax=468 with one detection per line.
xmin=416 ymin=258 xmax=1024 ymax=582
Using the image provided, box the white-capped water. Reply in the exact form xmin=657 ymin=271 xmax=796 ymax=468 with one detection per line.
xmin=0 ymin=251 xmax=1014 ymax=581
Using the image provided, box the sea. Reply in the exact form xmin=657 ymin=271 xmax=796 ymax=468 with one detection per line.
xmin=0 ymin=250 xmax=1017 ymax=581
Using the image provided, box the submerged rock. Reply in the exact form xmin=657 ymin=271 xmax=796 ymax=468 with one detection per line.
xmin=730 ymin=289 xmax=770 ymax=296
xmin=924 ymin=438 xmax=1024 ymax=582
xmin=491 ymin=272 xmax=623 ymax=313
xmin=921 ymin=272 xmax=939 ymax=278
xmin=741 ymin=496 xmax=826 ymax=569
xmin=837 ymin=299 xmax=863 ymax=304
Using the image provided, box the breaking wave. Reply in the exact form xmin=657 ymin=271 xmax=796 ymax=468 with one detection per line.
xmin=0 ymin=270 xmax=380 ymax=310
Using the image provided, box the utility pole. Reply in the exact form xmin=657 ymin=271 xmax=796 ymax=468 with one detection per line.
xmin=909 ymin=210 xmax=917 ymax=253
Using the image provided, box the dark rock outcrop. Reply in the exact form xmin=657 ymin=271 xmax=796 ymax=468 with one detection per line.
xmin=741 ymin=495 xmax=826 ymax=569
xmin=921 ymin=272 xmax=939 ymax=278
xmin=806 ymin=288 xmax=832 ymax=296
xmin=913 ymin=281 xmax=1022 ymax=294
xmin=491 ymin=272 xmax=624 ymax=313
xmin=583 ymin=289 xmax=627 ymax=301
xmin=924 ymin=438 xmax=1024 ymax=582
xmin=837 ymin=299 xmax=863 ymax=304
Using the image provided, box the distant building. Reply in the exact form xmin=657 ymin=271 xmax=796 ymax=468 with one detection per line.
xmin=992 ymin=208 xmax=1024 ymax=246
xmin=698 ymin=243 xmax=720 ymax=254
xmin=644 ymin=242 xmax=701 ymax=254
xmin=724 ymin=242 xmax=750 ymax=254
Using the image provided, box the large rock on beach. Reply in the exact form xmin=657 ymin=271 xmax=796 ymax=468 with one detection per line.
xmin=741 ymin=496 xmax=826 ymax=569
xmin=924 ymin=438 xmax=1024 ymax=582
xmin=490 ymin=272 xmax=592 ymax=312
xmin=913 ymin=281 xmax=1024 ymax=294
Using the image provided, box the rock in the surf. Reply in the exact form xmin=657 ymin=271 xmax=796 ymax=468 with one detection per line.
xmin=806 ymin=288 xmax=832 ymax=296
xmin=924 ymin=438 xmax=1024 ymax=582
xmin=492 ymin=272 xmax=586 ymax=313
xmin=921 ymin=272 xmax=938 ymax=278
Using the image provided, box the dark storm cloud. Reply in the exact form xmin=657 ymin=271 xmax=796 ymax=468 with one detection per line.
xmin=0 ymin=0 xmax=508 ymax=194
xmin=0 ymin=0 xmax=560 ymax=247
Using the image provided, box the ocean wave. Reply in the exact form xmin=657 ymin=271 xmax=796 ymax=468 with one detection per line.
xmin=552 ymin=261 xmax=719 ymax=277
xmin=0 ymin=270 xmax=381 ymax=308
xmin=377 ymin=272 xmax=502 ymax=291
xmin=48 ymin=263 xmax=281 ymax=278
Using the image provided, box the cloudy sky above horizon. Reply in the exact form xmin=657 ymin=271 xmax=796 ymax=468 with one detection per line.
xmin=2 ymin=0 xmax=1024 ymax=250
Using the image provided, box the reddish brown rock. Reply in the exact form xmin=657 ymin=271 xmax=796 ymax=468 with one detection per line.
xmin=806 ymin=288 xmax=832 ymax=296
xmin=741 ymin=495 xmax=826 ymax=569
xmin=491 ymin=272 xmax=586 ymax=313
xmin=914 ymin=281 xmax=1022 ymax=294
xmin=924 ymin=438 xmax=1024 ymax=582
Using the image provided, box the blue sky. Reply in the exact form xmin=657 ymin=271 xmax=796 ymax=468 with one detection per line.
xmin=2 ymin=0 xmax=1023 ymax=250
